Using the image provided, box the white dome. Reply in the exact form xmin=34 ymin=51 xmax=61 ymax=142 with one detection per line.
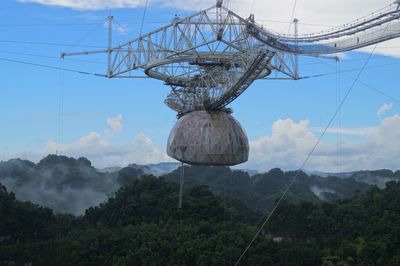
xmin=167 ymin=111 xmax=249 ymax=166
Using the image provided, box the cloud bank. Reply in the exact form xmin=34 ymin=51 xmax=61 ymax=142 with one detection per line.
xmin=8 ymin=114 xmax=173 ymax=168
xmin=17 ymin=0 xmax=144 ymax=10
xmin=245 ymin=114 xmax=400 ymax=172
xmin=3 ymin=111 xmax=400 ymax=172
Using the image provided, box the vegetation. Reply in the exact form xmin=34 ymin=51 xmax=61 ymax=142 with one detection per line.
xmin=1 ymin=155 xmax=395 ymax=215
xmin=0 ymin=155 xmax=145 ymax=215
xmin=1 ymin=174 xmax=400 ymax=265
xmin=165 ymin=166 xmax=371 ymax=212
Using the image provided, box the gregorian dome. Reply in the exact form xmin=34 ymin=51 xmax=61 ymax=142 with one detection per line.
xmin=167 ymin=110 xmax=249 ymax=166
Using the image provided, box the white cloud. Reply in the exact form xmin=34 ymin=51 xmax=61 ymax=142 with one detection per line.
xmin=105 ymin=114 xmax=123 ymax=137
xmin=248 ymin=119 xmax=317 ymax=171
xmin=155 ymin=0 xmax=214 ymax=10
xmin=16 ymin=0 xmax=216 ymax=11
xmin=16 ymin=0 xmax=214 ymax=10
xmin=43 ymin=131 xmax=171 ymax=168
xmin=4 ymin=114 xmax=400 ymax=172
xmin=377 ymin=103 xmax=393 ymax=118
xmin=17 ymin=0 xmax=143 ymax=10
xmin=311 ymin=126 xmax=377 ymax=137
xmin=244 ymin=115 xmax=400 ymax=172
xmin=5 ymin=115 xmax=172 ymax=168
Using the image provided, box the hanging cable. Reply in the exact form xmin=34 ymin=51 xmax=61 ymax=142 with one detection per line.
xmin=0 ymin=57 xmax=108 ymax=77
xmin=359 ymin=79 xmax=400 ymax=104
xmin=308 ymin=57 xmax=400 ymax=104
xmin=0 ymin=22 xmax=106 ymax=27
xmin=178 ymin=162 xmax=184 ymax=209
xmin=289 ymin=0 xmax=299 ymax=23
xmin=0 ymin=56 xmax=148 ymax=78
xmin=63 ymin=19 xmax=108 ymax=54
xmin=300 ymin=54 xmax=397 ymax=67
xmin=139 ymin=0 xmax=150 ymax=37
xmin=336 ymin=59 xmax=340 ymax=172
xmin=301 ymin=60 xmax=400 ymax=79
xmin=0 ymin=57 xmax=149 ymax=79
xmin=0 ymin=39 xmax=104 ymax=48
xmin=287 ymin=0 xmax=299 ymax=34
xmin=331 ymin=59 xmax=343 ymax=172
xmin=235 ymin=21 xmax=385 ymax=266
xmin=222 ymin=166 xmax=227 ymax=265
xmin=0 ymin=49 xmax=106 ymax=65
xmin=58 ymin=59 xmax=65 ymax=153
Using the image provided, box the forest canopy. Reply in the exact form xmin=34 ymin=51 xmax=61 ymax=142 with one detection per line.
xmin=1 ymin=175 xmax=400 ymax=265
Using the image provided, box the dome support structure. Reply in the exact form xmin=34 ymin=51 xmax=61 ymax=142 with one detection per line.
xmin=59 ymin=0 xmax=400 ymax=164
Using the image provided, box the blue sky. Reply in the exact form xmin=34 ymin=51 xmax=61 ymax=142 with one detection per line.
xmin=1 ymin=0 xmax=400 ymax=172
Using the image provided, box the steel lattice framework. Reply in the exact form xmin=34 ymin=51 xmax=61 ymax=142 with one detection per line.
xmin=62 ymin=0 xmax=400 ymax=116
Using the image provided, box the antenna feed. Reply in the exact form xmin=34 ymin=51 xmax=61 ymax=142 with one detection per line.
xmin=216 ymin=0 xmax=223 ymax=8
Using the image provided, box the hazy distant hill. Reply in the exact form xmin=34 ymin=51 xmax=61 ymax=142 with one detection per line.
xmin=350 ymin=169 xmax=400 ymax=188
xmin=98 ymin=162 xmax=180 ymax=176
xmin=305 ymin=169 xmax=400 ymax=188
xmin=0 ymin=155 xmax=143 ymax=215
xmin=127 ymin=162 xmax=181 ymax=176
xmin=165 ymin=166 xmax=374 ymax=212
xmin=1 ymin=155 xmax=399 ymax=215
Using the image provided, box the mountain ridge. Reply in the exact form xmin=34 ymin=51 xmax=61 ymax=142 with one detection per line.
xmin=1 ymin=154 xmax=399 ymax=215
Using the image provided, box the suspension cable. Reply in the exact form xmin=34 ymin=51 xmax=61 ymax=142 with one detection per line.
xmin=58 ymin=60 xmax=65 ymax=153
xmin=308 ymin=57 xmax=400 ymax=104
xmin=0 ymin=39 xmax=105 ymax=48
xmin=178 ymin=162 xmax=184 ymax=209
xmin=287 ymin=0 xmax=299 ymax=34
xmin=0 ymin=49 xmax=106 ymax=65
xmin=336 ymin=59 xmax=342 ymax=173
xmin=302 ymin=60 xmax=400 ymax=79
xmin=234 ymin=21 xmax=384 ymax=266
xmin=64 ymin=19 xmax=108 ymax=53
xmin=0 ymin=57 xmax=107 ymax=77
xmin=139 ymin=0 xmax=150 ymax=37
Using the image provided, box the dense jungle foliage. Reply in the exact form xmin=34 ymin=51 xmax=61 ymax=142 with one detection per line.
xmin=1 ymin=175 xmax=400 ymax=265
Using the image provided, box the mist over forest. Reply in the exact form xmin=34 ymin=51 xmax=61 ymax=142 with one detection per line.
xmin=0 ymin=155 xmax=399 ymax=215
xmin=1 ymin=165 xmax=400 ymax=265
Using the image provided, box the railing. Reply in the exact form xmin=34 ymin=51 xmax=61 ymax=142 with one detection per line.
xmin=251 ymin=3 xmax=400 ymax=43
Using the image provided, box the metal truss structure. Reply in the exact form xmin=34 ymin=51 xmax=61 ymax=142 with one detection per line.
xmin=62 ymin=0 xmax=400 ymax=116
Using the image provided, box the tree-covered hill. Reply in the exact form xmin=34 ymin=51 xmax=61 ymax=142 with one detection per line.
xmin=1 ymin=155 xmax=398 ymax=215
xmin=261 ymin=181 xmax=400 ymax=265
xmin=1 ymin=177 xmax=400 ymax=265
xmin=0 ymin=183 xmax=56 ymax=244
xmin=0 ymin=177 xmax=261 ymax=265
xmin=0 ymin=155 xmax=144 ymax=215
xmin=164 ymin=166 xmax=371 ymax=212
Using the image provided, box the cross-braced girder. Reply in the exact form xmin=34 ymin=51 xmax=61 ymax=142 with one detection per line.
xmin=61 ymin=0 xmax=400 ymax=114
